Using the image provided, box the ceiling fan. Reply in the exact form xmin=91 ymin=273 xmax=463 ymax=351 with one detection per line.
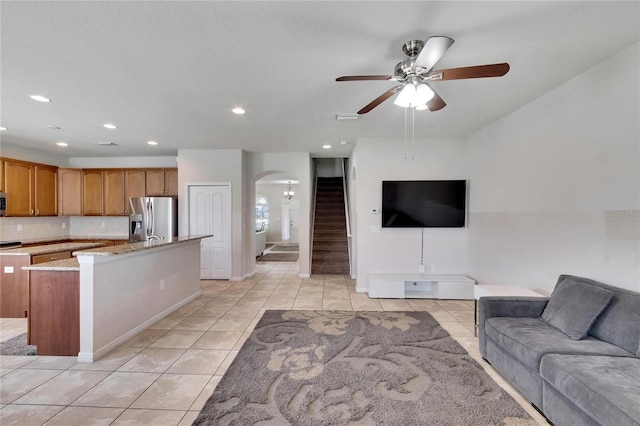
xmin=336 ymin=36 xmax=510 ymax=114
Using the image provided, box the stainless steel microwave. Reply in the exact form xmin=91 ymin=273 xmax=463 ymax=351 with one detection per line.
xmin=0 ymin=192 xmax=6 ymax=216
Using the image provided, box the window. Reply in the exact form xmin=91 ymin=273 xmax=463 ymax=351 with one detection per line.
xmin=255 ymin=196 xmax=269 ymax=232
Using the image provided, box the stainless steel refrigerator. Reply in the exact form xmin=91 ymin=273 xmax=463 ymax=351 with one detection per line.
xmin=129 ymin=197 xmax=178 ymax=242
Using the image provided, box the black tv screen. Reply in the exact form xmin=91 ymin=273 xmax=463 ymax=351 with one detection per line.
xmin=382 ymin=180 xmax=466 ymax=228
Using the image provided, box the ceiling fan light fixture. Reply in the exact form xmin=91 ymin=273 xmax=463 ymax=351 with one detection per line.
xmin=415 ymin=104 xmax=429 ymax=111
xmin=414 ymin=84 xmax=435 ymax=105
xmin=393 ymin=84 xmax=416 ymax=108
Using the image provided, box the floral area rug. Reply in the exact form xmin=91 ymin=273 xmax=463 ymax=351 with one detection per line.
xmin=193 ymin=310 xmax=535 ymax=425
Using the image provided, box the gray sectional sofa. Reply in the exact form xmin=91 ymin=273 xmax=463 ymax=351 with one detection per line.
xmin=478 ymin=274 xmax=640 ymax=426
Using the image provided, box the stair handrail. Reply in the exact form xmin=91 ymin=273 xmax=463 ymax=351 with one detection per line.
xmin=342 ymin=158 xmax=353 ymax=278
xmin=310 ymin=159 xmax=319 ymax=267
xmin=342 ymin=159 xmax=351 ymax=238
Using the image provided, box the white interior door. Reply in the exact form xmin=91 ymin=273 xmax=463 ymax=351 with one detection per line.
xmin=189 ymin=184 xmax=231 ymax=279
xmin=289 ymin=200 xmax=300 ymax=244
xmin=281 ymin=199 xmax=300 ymax=243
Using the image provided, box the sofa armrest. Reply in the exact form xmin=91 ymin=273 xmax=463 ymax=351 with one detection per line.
xmin=478 ymin=296 xmax=550 ymax=358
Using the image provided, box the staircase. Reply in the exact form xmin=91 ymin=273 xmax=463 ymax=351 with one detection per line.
xmin=311 ymin=177 xmax=350 ymax=275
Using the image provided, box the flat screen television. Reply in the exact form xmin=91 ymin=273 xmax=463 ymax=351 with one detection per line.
xmin=382 ymin=180 xmax=466 ymax=228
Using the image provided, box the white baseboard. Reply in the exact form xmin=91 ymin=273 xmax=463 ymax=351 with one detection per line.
xmin=355 ymin=286 xmax=367 ymax=293
xmin=77 ymin=290 xmax=202 ymax=363
xmin=299 ymin=273 xmax=311 ymax=278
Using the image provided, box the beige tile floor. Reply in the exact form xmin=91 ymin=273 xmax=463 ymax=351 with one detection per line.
xmin=0 ymin=261 xmax=548 ymax=425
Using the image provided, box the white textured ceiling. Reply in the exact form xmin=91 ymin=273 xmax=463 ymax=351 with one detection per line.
xmin=1 ymin=1 xmax=638 ymax=159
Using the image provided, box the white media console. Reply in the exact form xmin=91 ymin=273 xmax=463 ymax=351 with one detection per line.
xmin=367 ymin=274 xmax=475 ymax=299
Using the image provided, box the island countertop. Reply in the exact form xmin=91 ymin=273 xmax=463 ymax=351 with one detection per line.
xmin=73 ymin=235 xmax=212 ymax=257
xmin=0 ymin=242 xmax=107 ymax=257
xmin=23 ymin=257 xmax=80 ymax=271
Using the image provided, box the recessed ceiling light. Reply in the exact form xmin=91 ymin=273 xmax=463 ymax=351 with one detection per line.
xmin=147 ymin=140 xmax=158 ymax=145
xmin=30 ymin=95 xmax=51 ymax=102
xmin=323 ymin=145 xmax=332 ymax=149
xmin=340 ymin=141 xmax=347 ymax=145
xmin=103 ymin=123 xmax=117 ymax=129
xmin=56 ymin=141 xmax=68 ymax=147
xmin=46 ymin=125 xmax=61 ymax=130
xmin=0 ymin=127 xmax=6 ymax=131
xmin=232 ymin=107 xmax=246 ymax=115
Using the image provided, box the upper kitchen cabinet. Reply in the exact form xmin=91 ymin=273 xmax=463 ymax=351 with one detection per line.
xmin=58 ymin=168 xmax=83 ymax=216
xmin=146 ymin=169 xmax=178 ymax=196
xmin=82 ymin=170 xmax=104 ymax=215
xmin=103 ymin=170 xmax=125 ymax=216
xmin=83 ymin=169 xmax=128 ymax=216
xmin=124 ymin=170 xmax=146 ymax=215
xmin=2 ymin=158 xmax=57 ymax=216
xmin=33 ymin=165 xmax=58 ymax=216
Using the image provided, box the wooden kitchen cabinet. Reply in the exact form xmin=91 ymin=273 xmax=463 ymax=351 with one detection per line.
xmin=0 ymin=255 xmax=30 ymax=318
xmin=34 ymin=165 xmax=57 ymax=216
xmin=103 ymin=170 xmax=125 ymax=215
xmin=2 ymin=158 xmax=57 ymax=216
xmin=83 ymin=170 xmax=104 ymax=215
xmin=165 ymin=169 xmax=178 ymax=196
xmin=28 ymin=270 xmax=80 ymax=356
xmin=124 ymin=170 xmax=146 ymax=214
xmin=146 ymin=169 xmax=178 ymax=196
xmin=3 ymin=159 xmax=32 ymax=216
xmin=32 ymin=251 xmax=71 ymax=264
xmin=58 ymin=168 xmax=83 ymax=216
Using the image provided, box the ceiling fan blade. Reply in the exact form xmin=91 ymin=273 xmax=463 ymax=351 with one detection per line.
xmin=357 ymin=85 xmax=403 ymax=114
xmin=427 ymin=90 xmax=446 ymax=112
xmin=336 ymin=75 xmax=396 ymax=81
xmin=429 ymin=63 xmax=510 ymax=81
xmin=412 ymin=36 xmax=454 ymax=73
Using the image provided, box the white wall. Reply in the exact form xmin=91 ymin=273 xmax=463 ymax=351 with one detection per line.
xmin=68 ymin=156 xmax=177 ymax=168
xmin=352 ymin=138 xmax=469 ymax=291
xmin=0 ymin=143 xmax=70 ymax=166
xmin=467 ymin=42 xmax=640 ymax=292
xmin=177 ymin=149 xmax=245 ymax=280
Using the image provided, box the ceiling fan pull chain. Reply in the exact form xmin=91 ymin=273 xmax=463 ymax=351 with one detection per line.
xmin=411 ymin=107 xmax=416 ymax=160
xmin=404 ymin=107 xmax=408 ymax=160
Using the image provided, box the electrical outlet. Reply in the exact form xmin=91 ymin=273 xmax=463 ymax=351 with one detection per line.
xmin=419 ymin=265 xmax=425 ymax=273
xmin=17 ymin=224 xmax=22 ymax=231
xmin=430 ymin=265 xmax=436 ymax=272
xmin=101 ymin=222 xmax=106 ymax=228
xmin=62 ymin=222 xmax=66 ymax=229
xmin=160 ymin=280 xmax=165 ymax=290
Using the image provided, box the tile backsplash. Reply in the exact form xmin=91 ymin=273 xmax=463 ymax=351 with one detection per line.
xmin=0 ymin=216 xmax=70 ymax=242
xmin=69 ymin=216 xmax=129 ymax=237
xmin=0 ymin=216 xmax=129 ymax=242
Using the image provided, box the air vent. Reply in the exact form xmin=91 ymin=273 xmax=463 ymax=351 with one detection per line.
xmin=95 ymin=142 xmax=118 ymax=146
xmin=335 ymin=113 xmax=358 ymax=120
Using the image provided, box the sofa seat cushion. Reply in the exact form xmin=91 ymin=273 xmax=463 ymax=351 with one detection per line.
xmin=541 ymin=354 xmax=640 ymax=426
xmin=485 ymin=317 xmax=633 ymax=370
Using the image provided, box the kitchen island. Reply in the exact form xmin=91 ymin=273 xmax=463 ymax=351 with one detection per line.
xmin=0 ymin=241 xmax=107 ymax=318
xmin=23 ymin=235 xmax=210 ymax=361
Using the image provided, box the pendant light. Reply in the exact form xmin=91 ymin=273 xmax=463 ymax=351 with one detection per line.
xmin=284 ymin=182 xmax=295 ymax=200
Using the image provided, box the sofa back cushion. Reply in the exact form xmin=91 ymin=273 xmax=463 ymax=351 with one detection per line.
xmin=582 ymin=277 xmax=640 ymax=356
xmin=541 ymin=275 xmax=613 ymax=340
